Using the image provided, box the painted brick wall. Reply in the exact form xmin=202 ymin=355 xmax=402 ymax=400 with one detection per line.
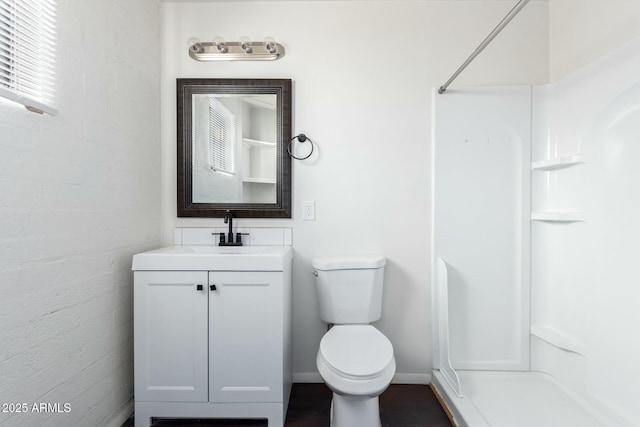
xmin=0 ymin=1 xmax=161 ymax=426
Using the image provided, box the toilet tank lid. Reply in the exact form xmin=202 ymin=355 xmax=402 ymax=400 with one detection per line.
xmin=312 ymin=255 xmax=386 ymax=271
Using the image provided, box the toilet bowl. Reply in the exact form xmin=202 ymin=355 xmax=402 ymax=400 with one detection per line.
xmin=312 ymin=256 xmax=396 ymax=427
xmin=317 ymin=325 xmax=396 ymax=427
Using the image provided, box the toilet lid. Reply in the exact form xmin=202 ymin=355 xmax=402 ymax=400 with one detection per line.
xmin=319 ymin=325 xmax=394 ymax=380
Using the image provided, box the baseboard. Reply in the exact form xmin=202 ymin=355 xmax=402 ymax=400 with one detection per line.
xmin=392 ymin=373 xmax=432 ymax=385
xmin=105 ymin=398 xmax=134 ymax=427
xmin=293 ymin=372 xmax=323 ymax=383
xmin=293 ymin=372 xmax=432 ymax=385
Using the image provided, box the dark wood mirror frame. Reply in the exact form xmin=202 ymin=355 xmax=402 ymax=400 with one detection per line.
xmin=177 ymin=78 xmax=292 ymax=218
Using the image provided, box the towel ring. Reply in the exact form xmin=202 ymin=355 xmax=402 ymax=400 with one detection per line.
xmin=288 ymin=133 xmax=314 ymax=160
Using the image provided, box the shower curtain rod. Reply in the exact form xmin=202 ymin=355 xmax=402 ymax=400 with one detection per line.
xmin=437 ymin=0 xmax=531 ymax=94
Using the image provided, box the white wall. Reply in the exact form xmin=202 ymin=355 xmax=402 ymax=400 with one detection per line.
xmin=549 ymin=0 xmax=640 ymax=81
xmin=0 ymin=1 xmax=161 ymax=426
xmin=160 ymin=0 xmax=549 ymax=380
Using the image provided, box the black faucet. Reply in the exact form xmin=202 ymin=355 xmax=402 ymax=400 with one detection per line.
xmin=220 ymin=210 xmax=243 ymax=246
xmin=224 ymin=210 xmax=234 ymax=242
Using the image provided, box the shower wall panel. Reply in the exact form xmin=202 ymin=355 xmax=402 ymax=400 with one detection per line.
xmin=432 ymin=86 xmax=531 ymax=371
xmin=531 ymin=36 xmax=640 ymax=427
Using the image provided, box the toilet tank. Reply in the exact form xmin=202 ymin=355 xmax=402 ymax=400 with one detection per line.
xmin=312 ymin=255 xmax=386 ymax=324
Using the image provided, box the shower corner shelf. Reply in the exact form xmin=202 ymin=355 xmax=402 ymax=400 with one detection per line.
xmin=531 ymin=211 xmax=584 ymax=222
xmin=531 ymin=153 xmax=584 ymax=171
xmin=530 ymin=325 xmax=585 ymax=355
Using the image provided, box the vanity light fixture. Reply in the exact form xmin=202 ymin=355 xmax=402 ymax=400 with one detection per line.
xmin=188 ymin=36 xmax=285 ymax=61
xmin=188 ymin=37 xmax=204 ymax=54
xmin=239 ymin=36 xmax=253 ymax=53
xmin=264 ymin=37 xmax=277 ymax=54
xmin=213 ymin=36 xmax=228 ymax=53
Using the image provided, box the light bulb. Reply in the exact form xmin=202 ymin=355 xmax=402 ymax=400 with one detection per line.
xmin=263 ymin=37 xmax=277 ymax=54
xmin=213 ymin=36 xmax=228 ymax=53
xmin=239 ymin=36 xmax=252 ymax=53
xmin=188 ymin=37 xmax=204 ymax=54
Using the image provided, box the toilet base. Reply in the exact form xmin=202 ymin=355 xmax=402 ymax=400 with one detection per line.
xmin=330 ymin=393 xmax=381 ymax=427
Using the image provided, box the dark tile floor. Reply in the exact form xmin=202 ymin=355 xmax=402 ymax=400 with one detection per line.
xmin=123 ymin=383 xmax=453 ymax=427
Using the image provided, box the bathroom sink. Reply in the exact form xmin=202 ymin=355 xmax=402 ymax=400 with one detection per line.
xmin=189 ymin=245 xmax=269 ymax=255
xmin=132 ymin=245 xmax=292 ymax=271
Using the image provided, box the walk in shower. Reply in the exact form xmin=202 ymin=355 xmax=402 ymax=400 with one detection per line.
xmin=430 ymin=36 xmax=640 ymax=427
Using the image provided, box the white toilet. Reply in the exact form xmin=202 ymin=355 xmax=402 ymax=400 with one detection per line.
xmin=312 ymin=255 xmax=396 ymax=427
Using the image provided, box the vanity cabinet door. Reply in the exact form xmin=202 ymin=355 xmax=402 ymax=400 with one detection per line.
xmin=208 ymin=271 xmax=283 ymax=403
xmin=134 ymin=271 xmax=209 ymax=402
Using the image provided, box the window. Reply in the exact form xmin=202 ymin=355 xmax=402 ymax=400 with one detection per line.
xmin=208 ymin=98 xmax=236 ymax=175
xmin=0 ymin=0 xmax=57 ymax=115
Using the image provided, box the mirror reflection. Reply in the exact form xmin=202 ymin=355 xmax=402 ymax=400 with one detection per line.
xmin=192 ymin=94 xmax=277 ymax=204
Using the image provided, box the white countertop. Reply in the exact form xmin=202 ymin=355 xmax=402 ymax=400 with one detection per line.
xmin=132 ymin=245 xmax=292 ymax=271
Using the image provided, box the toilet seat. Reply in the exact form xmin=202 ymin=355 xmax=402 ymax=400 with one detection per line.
xmin=319 ymin=325 xmax=394 ymax=380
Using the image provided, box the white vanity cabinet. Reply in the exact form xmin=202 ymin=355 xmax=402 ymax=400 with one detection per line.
xmin=134 ymin=271 xmax=209 ymax=404
xmin=132 ymin=246 xmax=292 ymax=427
xmin=208 ymin=271 xmax=284 ymax=403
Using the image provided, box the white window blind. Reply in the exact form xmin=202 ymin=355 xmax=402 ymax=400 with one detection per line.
xmin=208 ymin=98 xmax=236 ymax=175
xmin=0 ymin=0 xmax=57 ymax=115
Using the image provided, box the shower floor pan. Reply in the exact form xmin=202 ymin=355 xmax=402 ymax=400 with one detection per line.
xmin=432 ymin=370 xmax=620 ymax=427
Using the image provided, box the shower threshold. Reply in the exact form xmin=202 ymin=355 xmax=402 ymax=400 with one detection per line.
xmin=431 ymin=370 xmax=620 ymax=427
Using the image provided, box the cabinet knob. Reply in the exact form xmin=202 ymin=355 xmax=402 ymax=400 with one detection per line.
xmin=210 ymin=284 xmax=217 ymax=291
xmin=196 ymin=284 xmax=203 ymax=291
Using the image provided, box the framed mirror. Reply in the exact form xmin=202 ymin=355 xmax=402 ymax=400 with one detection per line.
xmin=177 ymin=78 xmax=292 ymax=218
